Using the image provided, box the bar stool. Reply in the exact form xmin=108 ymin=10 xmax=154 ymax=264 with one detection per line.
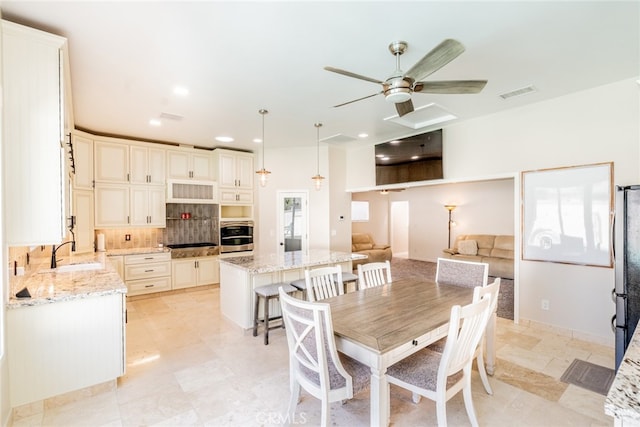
xmin=253 ymin=282 xmax=297 ymax=345
xmin=291 ymin=271 xmax=359 ymax=300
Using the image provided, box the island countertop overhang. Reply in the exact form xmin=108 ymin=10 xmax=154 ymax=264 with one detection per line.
xmin=218 ymin=249 xmax=367 ymax=275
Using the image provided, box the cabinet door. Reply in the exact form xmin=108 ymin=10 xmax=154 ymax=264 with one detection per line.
xmin=2 ymin=21 xmax=66 ymax=245
xmin=94 ymin=141 xmax=129 ymax=183
xmin=147 ymin=147 xmax=166 ymax=185
xmin=72 ymin=189 xmax=94 ymax=253
xmin=129 ymin=186 xmax=150 ymax=226
xmin=95 ymin=184 xmax=129 ymax=227
xmin=191 ymin=152 xmax=214 ymax=180
xmin=236 ymin=153 xmax=254 ymax=190
xmin=172 ymin=259 xmax=197 ymax=289
xmin=197 ymin=257 xmax=219 ymax=285
xmin=166 ymin=150 xmax=190 ymax=180
xmin=129 ymin=145 xmax=149 ymax=184
xmin=218 ymin=151 xmax=238 ymax=187
xmin=109 ymin=256 xmax=124 ymax=279
xmin=148 ymin=186 xmax=166 ymax=227
xmin=72 ymin=135 xmax=94 ymax=189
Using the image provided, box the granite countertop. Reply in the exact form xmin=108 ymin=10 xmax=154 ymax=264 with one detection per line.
xmin=7 ymin=252 xmax=126 ymax=309
xmin=219 ymin=249 xmax=367 ymax=274
xmin=605 ymin=326 xmax=640 ymax=422
xmin=106 ymin=246 xmax=170 ymax=256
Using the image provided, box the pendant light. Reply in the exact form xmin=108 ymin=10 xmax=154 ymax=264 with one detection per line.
xmin=255 ymin=109 xmax=271 ymax=187
xmin=311 ymin=123 xmax=325 ymax=190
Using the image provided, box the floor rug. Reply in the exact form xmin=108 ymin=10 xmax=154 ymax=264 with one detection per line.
xmin=389 ymin=257 xmax=514 ymax=320
xmin=560 ymin=358 xmax=615 ymax=396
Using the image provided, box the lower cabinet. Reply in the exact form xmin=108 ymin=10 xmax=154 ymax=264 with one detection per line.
xmin=172 ymin=256 xmax=219 ymax=289
xmin=7 ymin=293 xmax=125 ymax=407
xmin=124 ymin=252 xmax=172 ymax=296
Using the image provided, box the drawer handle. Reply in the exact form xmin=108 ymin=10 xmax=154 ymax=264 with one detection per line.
xmin=144 ymin=257 xmax=154 ymax=260
xmin=144 ymin=284 xmax=154 ymax=288
xmin=144 ymin=269 xmax=154 ymax=273
xmin=412 ymin=339 xmax=418 ymax=346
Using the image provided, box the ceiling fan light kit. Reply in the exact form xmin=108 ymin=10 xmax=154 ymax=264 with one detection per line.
xmin=325 ymin=38 xmax=487 ymax=117
xmin=255 ymin=108 xmax=271 ymax=187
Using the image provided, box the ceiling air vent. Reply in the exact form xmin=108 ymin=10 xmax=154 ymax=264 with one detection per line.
xmin=499 ymin=85 xmax=536 ymax=100
xmin=160 ymin=112 xmax=184 ymax=121
xmin=320 ymin=134 xmax=357 ymax=144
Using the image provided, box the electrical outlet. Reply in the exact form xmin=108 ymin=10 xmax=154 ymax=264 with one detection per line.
xmin=541 ymin=299 xmax=550 ymax=311
xmin=125 ymin=234 xmax=131 ymax=241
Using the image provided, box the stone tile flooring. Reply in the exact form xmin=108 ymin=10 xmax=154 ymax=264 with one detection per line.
xmin=12 ymin=286 xmax=614 ymax=426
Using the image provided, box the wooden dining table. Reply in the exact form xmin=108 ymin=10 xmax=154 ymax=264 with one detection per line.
xmin=324 ymin=277 xmax=497 ymax=426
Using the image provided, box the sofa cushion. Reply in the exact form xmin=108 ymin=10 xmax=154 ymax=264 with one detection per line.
xmin=458 ymin=239 xmax=478 ymax=255
xmin=354 ymin=243 xmax=373 ymax=251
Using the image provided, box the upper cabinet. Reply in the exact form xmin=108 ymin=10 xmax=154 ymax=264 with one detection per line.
xmin=130 ymin=145 xmax=166 ymax=185
xmin=167 ymin=148 xmax=214 ymax=181
xmin=2 ymin=20 xmax=68 ymax=245
xmin=94 ymin=140 xmax=129 ymax=183
xmin=71 ymin=134 xmax=94 ymax=190
xmin=214 ymin=149 xmax=254 ymax=190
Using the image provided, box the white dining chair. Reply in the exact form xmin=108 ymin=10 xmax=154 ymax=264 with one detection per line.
xmin=386 ymin=289 xmax=492 ymax=427
xmin=357 ymin=260 xmax=392 ymax=289
xmin=279 ymin=288 xmax=369 ymax=427
xmin=304 ymin=265 xmax=344 ymax=302
xmin=435 ymin=257 xmax=488 ymax=288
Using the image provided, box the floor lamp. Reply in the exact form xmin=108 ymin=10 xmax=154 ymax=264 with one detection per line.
xmin=444 ymin=205 xmax=457 ymax=248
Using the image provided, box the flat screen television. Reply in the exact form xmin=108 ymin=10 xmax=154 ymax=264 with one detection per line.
xmin=375 ymin=129 xmax=443 ymax=186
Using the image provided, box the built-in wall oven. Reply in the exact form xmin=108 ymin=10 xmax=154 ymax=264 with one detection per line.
xmin=220 ymin=220 xmax=254 ymax=253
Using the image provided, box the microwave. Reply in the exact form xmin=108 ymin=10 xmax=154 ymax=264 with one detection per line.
xmin=220 ymin=220 xmax=254 ymax=253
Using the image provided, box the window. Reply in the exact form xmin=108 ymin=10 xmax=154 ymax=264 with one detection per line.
xmin=351 ymin=201 xmax=369 ymax=222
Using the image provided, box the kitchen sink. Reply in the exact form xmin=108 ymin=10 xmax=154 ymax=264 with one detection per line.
xmin=39 ymin=262 xmax=104 ymax=273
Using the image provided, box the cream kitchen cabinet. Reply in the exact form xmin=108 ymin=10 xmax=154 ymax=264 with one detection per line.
xmin=172 ymin=256 xmax=219 ymax=289
xmin=71 ymin=134 xmax=94 ymax=190
xmin=167 ymin=148 xmax=214 ymax=181
xmin=94 ymin=140 xmax=129 ymax=184
xmin=109 ymin=255 xmax=124 ymax=279
xmin=219 ymin=189 xmax=254 ymax=204
xmin=94 ymin=184 xmax=129 ymax=227
xmin=72 ymin=189 xmax=95 ymax=253
xmin=2 ymin=20 xmax=68 ymax=245
xmin=214 ymin=149 xmax=254 ymax=190
xmin=130 ymin=185 xmax=166 ymax=227
xmin=124 ymin=252 xmax=172 ymax=296
xmin=130 ymin=144 xmax=166 ymax=185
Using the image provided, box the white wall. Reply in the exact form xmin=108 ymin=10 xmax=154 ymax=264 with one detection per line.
xmin=347 ymin=78 xmax=640 ymax=345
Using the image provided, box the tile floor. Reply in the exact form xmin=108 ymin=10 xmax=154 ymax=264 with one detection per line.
xmin=12 ymin=286 xmax=614 ymax=426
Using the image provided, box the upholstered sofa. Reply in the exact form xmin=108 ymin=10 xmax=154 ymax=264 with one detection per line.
xmin=351 ymin=233 xmax=392 ymax=268
xmin=442 ymin=234 xmax=514 ymax=279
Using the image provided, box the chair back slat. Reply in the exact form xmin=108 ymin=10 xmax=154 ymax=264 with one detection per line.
xmin=357 ymin=260 xmax=392 ymax=289
xmin=435 ymin=257 xmax=489 ymax=288
xmin=305 ymin=266 xmax=344 ymax=301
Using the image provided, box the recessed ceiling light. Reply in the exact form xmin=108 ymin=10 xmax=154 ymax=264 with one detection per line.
xmin=149 ymin=119 xmax=161 ymax=126
xmin=390 ymin=140 xmax=401 ymax=145
xmin=375 ymin=154 xmax=385 ymax=158
xmin=173 ymin=86 xmax=189 ymax=96
xmin=215 ymin=136 xmax=234 ymax=143
xmin=381 ymin=156 xmax=390 ymax=161
xmin=411 ymin=155 xmax=419 ymax=160
xmin=253 ymin=138 xmax=262 ymax=144
xmin=358 ymin=133 xmax=368 ymax=138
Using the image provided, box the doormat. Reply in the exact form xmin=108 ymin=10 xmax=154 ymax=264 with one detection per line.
xmin=560 ymin=359 xmax=615 ymax=396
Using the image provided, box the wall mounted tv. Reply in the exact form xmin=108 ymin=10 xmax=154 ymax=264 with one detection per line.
xmin=375 ymin=129 xmax=443 ymax=186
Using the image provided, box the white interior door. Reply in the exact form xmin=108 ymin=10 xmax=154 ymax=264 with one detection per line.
xmin=277 ymin=191 xmax=309 ymax=255
xmin=391 ymin=200 xmax=409 ymax=258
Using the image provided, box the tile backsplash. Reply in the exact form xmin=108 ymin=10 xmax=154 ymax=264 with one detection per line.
xmin=163 ymin=203 xmax=219 ymax=246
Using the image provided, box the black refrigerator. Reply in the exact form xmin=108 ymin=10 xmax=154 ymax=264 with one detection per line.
xmin=614 ymin=185 xmax=640 ymax=370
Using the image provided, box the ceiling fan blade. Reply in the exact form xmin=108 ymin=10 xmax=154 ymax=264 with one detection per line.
xmin=404 ymin=39 xmax=466 ymax=82
xmin=395 ymin=99 xmax=414 ymax=117
xmin=324 ymin=66 xmax=383 ymax=85
xmin=333 ymin=91 xmax=383 ymax=108
xmin=414 ymin=80 xmax=488 ymax=94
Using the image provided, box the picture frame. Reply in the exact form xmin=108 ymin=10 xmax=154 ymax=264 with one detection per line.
xmin=521 ymin=162 xmax=613 ymax=267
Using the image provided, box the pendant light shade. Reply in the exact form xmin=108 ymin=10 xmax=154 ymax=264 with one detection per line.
xmin=311 ymin=122 xmax=325 ymax=191
xmin=255 ymin=109 xmax=271 ymax=187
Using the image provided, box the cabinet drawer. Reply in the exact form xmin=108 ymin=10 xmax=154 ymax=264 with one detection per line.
xmin=127 ymin=276 xmax=172 ymax=296
xmin=124 ymin=252 xmax=171 ymax=265
xmin=124 ymin=261 xmax=171 ymax=280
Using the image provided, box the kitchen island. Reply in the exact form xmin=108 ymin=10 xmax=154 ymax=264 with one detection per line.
xmin=606 ymin=324 xmax=640 ymax=426
xmin=219 ymin=249 xmax=366 ymax=329
xmin=6 ymin=252 xmax=127 ymax=407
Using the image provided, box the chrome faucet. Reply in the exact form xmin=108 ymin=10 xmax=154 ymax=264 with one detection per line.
xmin=50 ymin=240 xmax=76 ymax=269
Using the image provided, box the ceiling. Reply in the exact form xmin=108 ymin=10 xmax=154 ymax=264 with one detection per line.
xmin=1 ymin=1 xmax=638 ymax=152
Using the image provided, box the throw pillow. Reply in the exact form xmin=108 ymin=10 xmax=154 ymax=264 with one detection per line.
xmin=458 ymin=239 xmax=478 ymax=255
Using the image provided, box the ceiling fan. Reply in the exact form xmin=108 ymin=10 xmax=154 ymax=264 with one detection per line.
xmin=325 ymin=39 xmax=487 ymax=117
